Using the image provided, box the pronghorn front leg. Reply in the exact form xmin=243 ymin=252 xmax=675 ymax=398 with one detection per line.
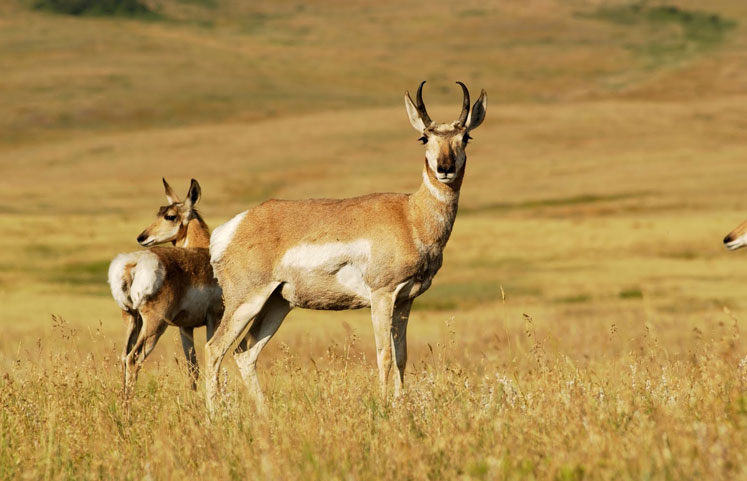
xmin=391 ymin=299 xmax=412 ymax=398
xmin=179 ymin=327 xmax=199 ymax=390
xmin=370 ymin=290 xmax=397 ymax=398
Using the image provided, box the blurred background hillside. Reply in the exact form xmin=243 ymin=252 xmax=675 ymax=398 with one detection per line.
xmin=1 ymin=0 xmax=747 ymax=360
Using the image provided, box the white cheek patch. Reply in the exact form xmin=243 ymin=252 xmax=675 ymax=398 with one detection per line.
xmin=425 ymin=142 xmax=439 ymax=173
xmin=422 ymin=170 xmax=447 ymax=203
xmin=210 ymin=210 xmax=248 ymax=265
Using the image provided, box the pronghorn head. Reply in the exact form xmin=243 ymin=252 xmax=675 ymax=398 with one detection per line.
xmin=137 ymin=178 xmax=202 ymax=247
xmin=405 ymin=81 xmax=487 ymax=184
xmin=724 ymin=219 xmax=747 ymax=250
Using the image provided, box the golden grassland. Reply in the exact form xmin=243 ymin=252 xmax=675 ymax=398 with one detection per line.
xmin=1 ymin=0 xmax=747 ymax=479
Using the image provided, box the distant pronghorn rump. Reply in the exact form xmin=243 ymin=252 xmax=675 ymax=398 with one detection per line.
xmin=724 ymin=218 xmax=747 ymax=251
xmin=108 ymin=179 xmax=223 ymax=395
xmin=205 ymin=82 xmax=487 ymax=412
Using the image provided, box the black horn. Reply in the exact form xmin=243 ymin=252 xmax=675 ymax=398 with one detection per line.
xmin=415 ymin=81 xmax=433 ymax=127
xmin=456 ymin=81 xmax=470 ymax=126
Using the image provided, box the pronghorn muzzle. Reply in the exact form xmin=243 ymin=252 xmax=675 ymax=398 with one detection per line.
xmin=137 ymin=230 xmax=152 ymax=246
xmin=724 ymin=232 xmax=746 ymax=250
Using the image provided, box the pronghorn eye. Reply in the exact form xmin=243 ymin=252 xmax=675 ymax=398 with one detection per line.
xmin=463 ymin=134 xmax=472 ymax=144
xmin=418 ymin=136 xmax=428 ymax=144
xmin=165 ymin=215 xmax=177 ymax=222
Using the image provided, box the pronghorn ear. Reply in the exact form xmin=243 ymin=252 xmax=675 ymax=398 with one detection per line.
xmin=466 ymin=89 xmax=487 ymax=132
xmin=404 ymin=92 xmax=427 ymax=133
xmin=163 ymin=178 xmax=180 ymax=204
xmin=185 ymin=179 xmax=201 ymax=208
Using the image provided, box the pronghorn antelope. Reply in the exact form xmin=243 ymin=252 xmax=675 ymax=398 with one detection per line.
xmin=108 ymin=178 xmax=223 ymax=395
xmin=206 ymin=81 xmax=487 ymax=411
xmin=724 ymin=219 xmax=747 ymax=251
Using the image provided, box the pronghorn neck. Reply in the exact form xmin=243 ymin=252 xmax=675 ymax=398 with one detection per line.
xmin=409 ymin=159 xmax=463 ymax=250
xmin=174 ymin=213 xmax=210 ymax=248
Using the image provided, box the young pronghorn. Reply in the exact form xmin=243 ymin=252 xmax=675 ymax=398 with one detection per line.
xmin=205 ymin=81 xmax=487 ymax=411
xmin=108 ymin=179 xmax=223 ymax=395
xmin=724 ymin=219 xmax=747 ymax=250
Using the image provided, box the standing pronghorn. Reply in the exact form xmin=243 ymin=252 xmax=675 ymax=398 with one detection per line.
xmin=724 ymin=219 xmax=747 ymax=251
xmin=206 ymin=81 xmax=487 ymax=411
xmin=108 ymin=179 xmax=223 ymax=395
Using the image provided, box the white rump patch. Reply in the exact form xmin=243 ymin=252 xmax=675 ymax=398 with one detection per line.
xmin=130 ymin=251 xmax=165 ymax=308
xmin=108 ymin=251 xmax=165 ymax=310
xmin=109 ymin=253 xmax=138 ymax=310
xmin=210 ymin=210 xmax=248 ymax=266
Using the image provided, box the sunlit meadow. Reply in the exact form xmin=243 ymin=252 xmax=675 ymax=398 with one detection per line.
xmin=1 ymin=0 xmax=746 ymax=479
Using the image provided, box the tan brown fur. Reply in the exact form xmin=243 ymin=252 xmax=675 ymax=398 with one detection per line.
xmin=205 ymin=83 xmax=487 ymax=412
xmin=109 ymin=179 xmax=223 ymax=396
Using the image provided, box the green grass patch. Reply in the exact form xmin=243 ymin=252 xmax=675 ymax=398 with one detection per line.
xmin=31 ymin=0 xmax=155 ymax=17
xmin=49 ymin=259 xmax=111 ymax=295
xmin=619 ymin=287 xmax=643 ymax=299
xmin=461 ymin=192 xmax=650 ymax=215
xmin=583 ymin=3 xmax=737 ymax=66
xmin=414 ymin=281 xmax=541 ymax=311
xmin=555 ymin=294 xmax=592 ymax=304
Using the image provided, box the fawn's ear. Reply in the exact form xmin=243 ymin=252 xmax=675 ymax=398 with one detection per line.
xmin=163 ymin=178 xmax=180 ymax=204
xmin=184 ymin=179 xmax=201 ymax=209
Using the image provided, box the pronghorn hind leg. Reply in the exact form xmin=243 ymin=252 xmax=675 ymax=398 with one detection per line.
xmin=391 ymin=299 xmax=412 ymax=398
xmin=124 ymin=310 xmax=167 ymax=398
xmin=204 ymin=282 xmax=280 ymax=415
xmin=370 ymin=289 xmax=397 ymax=398
xmin=233 ymin=292 xmax=291 ymax=411
xmin=179 ymin=327 xmax=199 ymax=390
xmin=120 ymin=310 xmax=142 ymax=398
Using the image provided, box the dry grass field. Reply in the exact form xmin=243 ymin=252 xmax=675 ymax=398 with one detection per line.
xmin=1 ymin=0 xmax=746 ymax=479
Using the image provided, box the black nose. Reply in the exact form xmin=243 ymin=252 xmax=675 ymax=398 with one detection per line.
xmin=437 ymin=165 xmax=456 ymax=174
xmin=137 ymin=233 xmax=147 ymax=244
xmin=724 ymin=234 xmax=733 ymax=244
